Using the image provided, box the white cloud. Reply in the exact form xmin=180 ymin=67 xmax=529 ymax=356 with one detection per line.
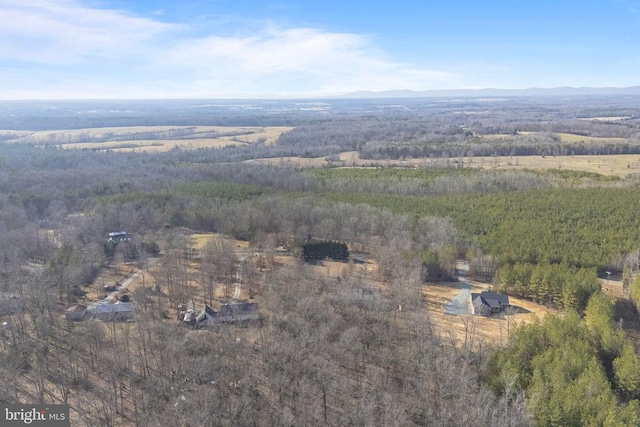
xmin=0 ymin=0 xmax=179 ymax=65
xmin=0 ymin=0 xmax=458 ymax=98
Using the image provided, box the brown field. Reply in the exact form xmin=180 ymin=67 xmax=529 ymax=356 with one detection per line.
xmin=243 ymin=154 xmax=330 ymax=167
xmin=244 ymin=150 xmax=435 ymax=168
xmin=543 ymin=132 xmax=626 ymax=144
xmin=463 ymin=154 xmax=640 ymax=176
xmin=578 ymin=116 xmax=632 ymax=122
xmin=0 ymin=125 xmax=292 ymax=152
xmin=485 ymin=131 xmax=628 ymax=144
xmin=244 ymin=150 xmax=640 ymax=177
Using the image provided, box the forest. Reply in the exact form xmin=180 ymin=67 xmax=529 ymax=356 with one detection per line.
xmin=1 ymin=96 xmax=640 ymax=425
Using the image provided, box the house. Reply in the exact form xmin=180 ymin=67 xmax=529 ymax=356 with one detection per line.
xmin=88 ymin=301 xmax=135 ymax=321
xmin=471 ymin=291 xmax=509 ymax=316
xmin=65 ymin=304 xmax=88 ymax=321
xmin=191 ymin=303 xmax=259 ymax=327
xmin=193 ymin=305 xmax=217 ymax=326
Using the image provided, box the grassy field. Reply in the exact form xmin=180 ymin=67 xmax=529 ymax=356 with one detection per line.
xmin=1 ymin=125 xmax=293 ymax=152
xmin=482 ymin=131 xmax=628 ymax=144
xmin=245 ymin=150 xmax=640 ymax=177
xmin=578 ymin=116 xmax=632 ymax=121
xmin=522 ymin=131 xmax=627 ymax=144
xmin=463 ymin=154 xmax=640 ymax=176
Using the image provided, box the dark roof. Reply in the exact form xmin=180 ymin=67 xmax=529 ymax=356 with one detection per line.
xmin=90 ymin=302 xmax=135 ymax=314
xmin=219 ymin=302 xmax=258 ymax=315
xmin=471 ymin=291 xmax=509 ymax=316
xmin=65 ymin=304 xmax=88 ymax=320
xmin=195 ymin=303 xmax=259 ymax=325
xmin=474 ymin=291 xmax=508 ymax=307
xmin=66 ymin=304 xmax=87 ymax=313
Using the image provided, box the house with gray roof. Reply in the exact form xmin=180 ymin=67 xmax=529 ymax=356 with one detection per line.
xmin=88 ymin=301 xmax=135 ymax=321
xmin=471 ymin=291 xmax=509 ymax=316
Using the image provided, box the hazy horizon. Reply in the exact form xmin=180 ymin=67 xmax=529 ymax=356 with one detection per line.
xmin=1 ymin=0 xmax=639 ymax=100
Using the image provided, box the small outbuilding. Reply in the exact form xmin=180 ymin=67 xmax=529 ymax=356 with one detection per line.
xmin=471 ymin=291 xmax=509 ymax=316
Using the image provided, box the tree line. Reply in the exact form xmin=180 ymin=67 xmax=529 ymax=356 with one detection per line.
xmin=485 ymin=292 xmax=640 ymax=426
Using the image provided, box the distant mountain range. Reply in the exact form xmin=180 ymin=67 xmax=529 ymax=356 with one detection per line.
xmin=341 ymin=86 xmax=640 ymax=98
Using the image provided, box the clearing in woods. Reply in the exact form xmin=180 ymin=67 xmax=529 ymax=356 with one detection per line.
xmin=483 ymin=131 xmax=627 ymax=144
xmin=461 ymin=154 xmax=640 ymax=176
xmin=424 ymin=279 xmax=559 ymax=347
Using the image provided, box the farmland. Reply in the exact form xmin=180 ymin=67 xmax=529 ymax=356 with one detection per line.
xmin=0 ymin=125 xmax=292 ymax=152
xmin=245 ymin=150 xmax=640 ymax=177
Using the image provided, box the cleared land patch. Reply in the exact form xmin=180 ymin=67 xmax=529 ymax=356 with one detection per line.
xmin=484 ymin=131 xmax=628 ymax=144
xmin=424 ymin=280 xmax=558 ymax=347
xmin=463 ymin=154 xmax=640 ymax=176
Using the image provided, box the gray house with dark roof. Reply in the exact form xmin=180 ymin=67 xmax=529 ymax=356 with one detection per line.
xmin=471 ymin=291 xmax=509 ymax=316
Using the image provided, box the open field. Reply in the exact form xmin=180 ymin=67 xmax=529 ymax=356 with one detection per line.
xmin=463 ymin=153 xmax=640 ymax=176
xmin=484 ymin=131 xmax=628 ymax=144
xmin=244 ymin=150 xmax=426 ymax=167
xmin=244 ymin=150 xmax=640 ymax=177
xmin=0 ymin=125 xmax=292 ymax=152
xmin=578 ymin=116 xmax=632 ymax=121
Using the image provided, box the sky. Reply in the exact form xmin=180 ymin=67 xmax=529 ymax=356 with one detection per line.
xmin=1 ymin=0 xmax=639 ymax=99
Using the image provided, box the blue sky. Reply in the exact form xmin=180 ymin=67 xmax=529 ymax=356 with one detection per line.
xmin=1 ymin=0 xmax=639 ymax=99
